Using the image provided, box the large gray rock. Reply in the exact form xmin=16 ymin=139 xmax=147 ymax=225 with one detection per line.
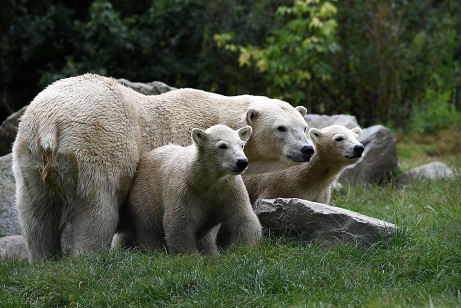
xmin=339 ymin=125 xmax=399 ymax=185
xmin=0 ymin=106 xmax=27 ymax=156
xmin=254 ymin=198 xmax=396 ymax=246
xmin=304 ymin=114 xmax=359 ymax=129
xmin=396 ymin=161 xmax=457 ymax=185
xmin=0 ymin=235 xmax=27 ymax=260
xmin=0 ymin=154 xmax=21 ymax=236
xmin=117 ymin=78 xmax=177 ymax=95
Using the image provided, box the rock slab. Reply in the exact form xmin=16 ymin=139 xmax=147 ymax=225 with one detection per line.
xmin=254 ymin=198 xmax=396 ymax=246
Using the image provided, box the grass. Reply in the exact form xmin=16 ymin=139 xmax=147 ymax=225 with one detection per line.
xmin=1 ymin=127 xmax=460 ymax=307
xmin=395 ymin=123 xmax=461 ymax=171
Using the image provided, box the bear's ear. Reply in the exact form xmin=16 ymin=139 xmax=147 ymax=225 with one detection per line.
xmin=351 ymin=127 xmax=362 ymax=140
xmin=309 ymin=128 xmax=322 ymax=144
xmin=245 ymin=109 xmax=258 ymax=125
xmin=296 ymin=106 xmax=307 ymax=116
xmin=237 ymin=126 xmax=253 ymax=142
xmin=192 ymin=128 xmax=207 ymax=145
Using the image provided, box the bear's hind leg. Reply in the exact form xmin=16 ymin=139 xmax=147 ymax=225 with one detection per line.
xmin=111 ymin=231 xmax=136 ymax=249
xmin=13 ymin=152 xmax=64 ymax=261
xmin=16 ymin=187 xmax=63 ymax=261
xmin=67 ymin=190 xmax=119 ymax=256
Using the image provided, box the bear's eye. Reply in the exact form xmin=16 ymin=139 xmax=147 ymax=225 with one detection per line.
xmin=335 ymin=136 xmax=344 ymax=142
xmin=219 ymin=144 xmax=228 ymax=149
xmin=277 ymin=126 xmax=287 ymax=132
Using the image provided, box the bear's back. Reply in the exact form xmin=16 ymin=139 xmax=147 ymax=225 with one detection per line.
xmin=17 ymin=74 xmax=144 ymax=171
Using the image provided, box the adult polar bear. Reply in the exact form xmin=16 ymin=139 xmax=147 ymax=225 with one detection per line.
xmin=13 ymin=73 xmax=313 ymax=261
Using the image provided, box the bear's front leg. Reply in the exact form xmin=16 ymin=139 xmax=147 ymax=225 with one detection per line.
xmin=163 ymin=211 xmax=199 ymax=254
xmin=227 ymin=209 xmax=262 ymax=248
xmin=196 ymin=225 xmax=220 ymax=256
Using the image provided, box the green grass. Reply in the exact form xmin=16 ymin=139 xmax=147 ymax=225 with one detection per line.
xmin=395 ymin=124 xmax=461 ymax=171
xmin=1 ymin=177 xmax=460 ymax=307
xmin=1 ymin=127 xmax=460 ymax=307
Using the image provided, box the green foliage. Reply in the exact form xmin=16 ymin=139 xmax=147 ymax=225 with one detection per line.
xmin=216 ymin=0 xmax=340 ymax=105
xmin=0 ymin=0 xmax=284 ymax=121
xmin=408 ymin=30 xmax=460 ymax=132
xmin=1 ymin=178 xmax=460 ymax=306
xmin=331 ymin=0 xmax=461 ymax=127
xmin=0 ymin=0 xmax=460 ymax=129
xmin=37 ymin=0 xmax=211 ymax=87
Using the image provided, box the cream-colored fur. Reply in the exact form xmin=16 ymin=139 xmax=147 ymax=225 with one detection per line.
xmin=117 ymin=125 xmax=261 ymax=255
xmin=13 ymin=73 xmax=308 ymax=261
xmin=244 ymin=125 xmax=364 ymax=205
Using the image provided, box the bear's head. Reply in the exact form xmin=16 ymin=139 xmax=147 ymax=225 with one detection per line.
xmin=308 ymin=125 xmax=364 ymax=165
xmin=242 ymin=99 xmax=314 ymax=174
xmin=192 ymin=124 xmax=252 ymax=175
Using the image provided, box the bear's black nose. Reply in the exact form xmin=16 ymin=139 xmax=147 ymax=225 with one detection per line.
xmin=301 ymin=145 xmax=315 ymax=160
xmin=354 ymin=144 xmax=365 ymax=155
xmin=236 ymin=159 xmax=249 ymax=171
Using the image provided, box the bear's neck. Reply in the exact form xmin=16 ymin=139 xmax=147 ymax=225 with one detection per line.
xmin=293 ymin=151 xmax=348 ymax=188
xmin=137 ymin=93 xmax=248 ymax=150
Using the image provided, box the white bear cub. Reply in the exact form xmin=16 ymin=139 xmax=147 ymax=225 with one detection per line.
xmin=244 ymin=125 xmax=364 ymax=205
xmin=120 ymin=124 xmax=262 ymax=255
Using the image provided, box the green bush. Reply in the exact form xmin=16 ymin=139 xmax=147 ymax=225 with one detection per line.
xmin=327 ymin=0 xmax=461 ymax=127
xmin=0 ymin=0 xmax=460 ymax=129
xmin=215 ymin=0 xmax=340 ymax=106
xmin=0 ymin=0 xmax=284 ymax=121
xmin=407 ymin=28 xmax=460 ymax=132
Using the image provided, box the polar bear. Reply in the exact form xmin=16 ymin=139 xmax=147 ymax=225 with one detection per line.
xmin=115 ymin=124 xmax=261 ymax=255
xmin=12 ymin=73 xmax=311 ymax=261
xmin=244 ymin=125 xmax=364 ymax=205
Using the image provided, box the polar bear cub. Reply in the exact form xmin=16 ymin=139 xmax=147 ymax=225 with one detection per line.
xmin=244 ymin=125 xmax=364 ymax=205
xmin=119 ymin=124 xmax=262 ymax=254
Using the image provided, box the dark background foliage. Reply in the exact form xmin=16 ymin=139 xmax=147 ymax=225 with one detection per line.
xmin=1 ymin=0 xmax=460 ymax=129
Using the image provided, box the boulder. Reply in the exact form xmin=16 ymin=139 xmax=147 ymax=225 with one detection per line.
xmin=117 ymin=78 xmax=177 ymax=95
xmin=396 ymin=161 xmax=457 ymax=185
xmin=0 ymin=235 xmax=28 ymax=260
xmin=0 ymin=106 xmax=27 ymax=156
xmin=0 ymin=154 xmax=21 ymax=236
xmin=339 ymin=125 xmax=399 ymax=185
xmin=254 ymin=198 xmax=396 ymax=246
xmin=304 ymin=114 xmax=359 ymax=129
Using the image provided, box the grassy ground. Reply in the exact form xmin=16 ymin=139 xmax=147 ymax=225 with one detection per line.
xmin=395 ymin=124 xmax=461 ymax=171
xmin=1 ymin=127 xmax=460 ymax=307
